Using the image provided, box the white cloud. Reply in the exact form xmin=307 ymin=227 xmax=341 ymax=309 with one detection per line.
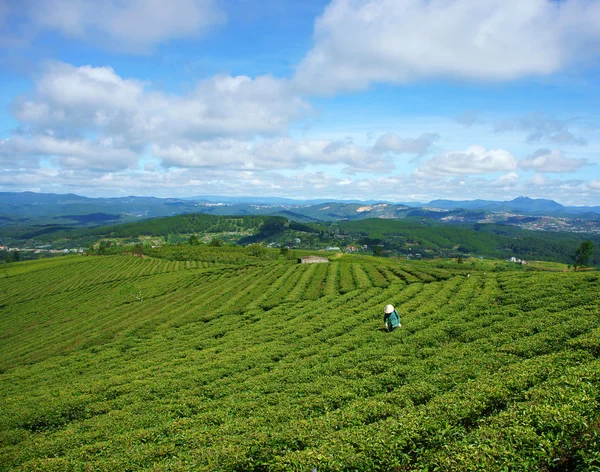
xmin=587 ymin=180 xmax=600 ymax=192
xmin=10 ymin=63 xmax=455 ymax=176
xmin=152 ymin=136 xmax=394 ymax=173
xmin=1 ymin=165 xmax=599 ymax=205
xmin=152 ymin=131 xmax=442 ymax=174
xmin=527 ymin=174 xmax=552 ymax=186
xmin=10 ymin=59 xmax=445 ymax=177
xmin=495 ymin=113 xmax=587 ymax=146
xmin=373 ymin=132 xmax=439 ymax=155
xmin=17 ymin=0 xmax=225 ymax=53
xmin=14 ymin=62 xmax=306 ymax=140
xmin=0 ymin=136 xmax=38 ymax=168
xmin=295 ymin=0 xmax=600 ymax=94
xmin=0 ymin=135 xmax=138 ymax=171
xmin=491 ymin=172 xmax=520 ymax=187
xmin=414 ymin=145 xmax=517 ymax=177
xmin=519 ymin=149 xmax=590 ymax=173
xmin=10 ymin=62 xmax=308 ymax=169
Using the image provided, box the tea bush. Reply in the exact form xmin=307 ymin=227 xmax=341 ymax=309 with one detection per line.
xmin=1 ymin=254 xmax=599 ymax=470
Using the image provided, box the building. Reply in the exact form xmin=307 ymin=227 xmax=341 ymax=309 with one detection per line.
xmin=298 ymin=256 xmax=329 ymax=264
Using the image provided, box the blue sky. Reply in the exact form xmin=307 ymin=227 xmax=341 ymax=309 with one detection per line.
xmin=1 ymin=0 xmax=600 ymax=205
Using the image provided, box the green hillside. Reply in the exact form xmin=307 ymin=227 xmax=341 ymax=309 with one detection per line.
xmin=0 ymin=213 xmax=284 ymax=243
xmin=1 ymin=254 xmax=600 ymax=470
xmin=340 ymin=218 xmax=600 ymax=264
xmin=5 ymin=210 xmax=600 ymax=268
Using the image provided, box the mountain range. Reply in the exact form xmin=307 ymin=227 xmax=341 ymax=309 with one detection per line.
xmin=1 ymin=192 xmax=599 ymax=228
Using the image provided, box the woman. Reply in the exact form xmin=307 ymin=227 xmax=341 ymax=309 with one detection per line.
xmin=383 ymin=304 xmax=401 ymax=332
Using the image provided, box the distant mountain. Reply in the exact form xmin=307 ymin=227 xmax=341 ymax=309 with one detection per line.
xmin=0 ymin=191 xmax=92 ymax=204
xmin=427 ymin=199 xmax=499 ymax=210
xmin=0 ymin=191 xmax=200 ymax=224
xmin=1 ymin=192 xmax=599 ymax=232
xmin=564 ymin=206 xmax=600 ymax=215
xmin=493 ymin=197 xmax=565 ymax=213
xmin=183 ymin=195 xmax=387 ymax=205
xmin=427 ymin=197 xmax=600 ymax=216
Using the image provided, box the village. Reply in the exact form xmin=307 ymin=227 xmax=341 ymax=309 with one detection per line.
xmin=0 ymin=245 xmax=85 ymax=254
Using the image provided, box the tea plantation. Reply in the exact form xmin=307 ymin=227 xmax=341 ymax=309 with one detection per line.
xmin=1 ymin=253 xmax=600 ymax=471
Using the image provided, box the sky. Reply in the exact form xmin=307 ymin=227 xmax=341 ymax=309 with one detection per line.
xmin=0 ymin=0 xmax=600 ymax=205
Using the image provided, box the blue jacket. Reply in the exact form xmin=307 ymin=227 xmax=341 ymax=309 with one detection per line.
xmin=384 ymin=309 xmax=401 ymax=332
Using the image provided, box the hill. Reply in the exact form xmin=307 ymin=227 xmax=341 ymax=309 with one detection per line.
xmin=3 ymin=211 xmax=600 ymax=266
xmin=428 ymin=196 xmax=600 ymax=216
xmin=4 ymin=191 xmax=600 ymax=227
xmin=0 ymin=192 xmax=201 ymax=226
xmin=1 ymin=253 xmax=600 ymax=470
xmin=340 ymin=218 xmax=600 ymax=265
xmin=0 ymin=213 xmax=288 ymax=251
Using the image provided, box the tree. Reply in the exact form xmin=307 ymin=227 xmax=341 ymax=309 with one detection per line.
xmin=247 ymin=244 xmax=266 ymax=258
xmin=573 ymin=240 xmax=594 ymax=270
xmin=188 ymin=235 xmax=199 ymax=245
xmin=209 ymin=238 xmax=223 ymax=247
xmin=4 ymin=251 xmax=20 ymax=263
xmin=373 ymin=245 xmax=383 ymax=257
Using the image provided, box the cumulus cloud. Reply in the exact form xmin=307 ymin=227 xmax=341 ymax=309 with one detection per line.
xmin=5 ymin=62 xmax=317 ymax=173
xmin=495 ymin=113 xmax=587 ymax=146
xmin=13 ymin=62 xmax=306 ymax=143
xmin=8 ymin=0 xmax=225 ymax=53
xmin=8 ymin=61 xmax=441 ymax=176
xmin=491 ymin=172 xmax=520 ymax=187
xmin=523 ymin=174 xmax=591 ymax=201
xmin=527 ymin=174 xmax=551 ymax=186
xmin=0 ymin=135 xmax=138 ymax=171
xmin=1 ymin=164 xmax=598 ymax=204
xmin=152 ymin=131 xmax=441 ymax=174
xmin=519 ymin=149 xmax=590 ymax=173
xmin=414 ymin=145 xmax=518 ymax=177
xmin=153 ymin=137 xmax=395 ymax=173
xmin=295 ymin=0 xmax=600 ymax=93
xmin=5 ymin=61 xmax=313 ymax=172
xmin=373 ymin=132 xmax=439 ymax=156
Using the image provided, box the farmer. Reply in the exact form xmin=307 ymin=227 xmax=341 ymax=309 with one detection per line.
xmin=384 ymin=304 xmax=401 ymax=332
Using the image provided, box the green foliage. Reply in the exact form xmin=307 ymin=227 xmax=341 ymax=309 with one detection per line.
xmin=87 ymin=213 xmax=281 ymax=239
xmin=289 ymin=221 xmax=316 ymax=233
xmin=246 ymin=243 xmax=267 ymax=258
xmin=4 ymin=210 xmax=600 ymax=270
xmin=574 ymin=240 xmax=594 ymax=269
xmin=341 ymin=218 xmax=600 ymax=264
xmin=2 ymin=250 xmax=20 ymax=263
xmin=1 ymin=255 xmax=599 ymax=471
xmin=208 ymin=237 xmax=223 ymax=247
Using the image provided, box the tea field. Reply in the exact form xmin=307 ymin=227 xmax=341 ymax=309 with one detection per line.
xmin=1 ymin=253 xmax=600 ymax=471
